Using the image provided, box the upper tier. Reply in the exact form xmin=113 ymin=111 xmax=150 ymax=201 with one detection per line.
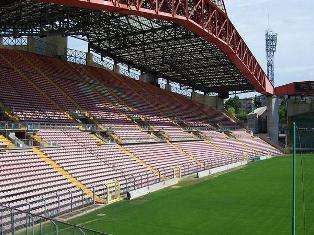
xmin=0 ymin=49 xmax=236 ymax=129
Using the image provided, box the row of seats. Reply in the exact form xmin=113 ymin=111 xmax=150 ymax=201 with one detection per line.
xmin=0 ymin=49 xmax=235 ymax=143
xmin=0 ymin=149 xmax=89 ymax=232
xmin=0 ymin=49 xmax=282 ymax=233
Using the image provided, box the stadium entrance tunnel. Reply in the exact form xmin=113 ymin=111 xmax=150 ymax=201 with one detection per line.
xmin=0 ymin=0 xmax=273 ymax=95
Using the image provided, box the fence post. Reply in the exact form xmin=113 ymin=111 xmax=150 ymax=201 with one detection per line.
xmin=43 ymin=196 xmax=47 ymax=217
xmin=26 ymin=201 xmax=31 ymax=235
xmin=157 ymin=170 xmax=161 ymax=183
xmin=140 ymin=174 xmax=143 ymax=188
xmin=52 ymin=221 xmax=58 ymax=235
xmin=10 ymin=208 xmax=15 ymax=235
xmin=292 ymin=122 xmax=296 ymax=235
xmin=31 ymin=214 xmax=34 ymax=235
xmin=125 ymin=177 xmax=128 ymax=192
xmin=81 ymin=190 xmax=84 ymax=207
xmin=40 ymin=219 xmax=43 ymax=235
xmin=93 ymin=187 xmax=95 ymax=204
xmin=0 ymin=206 xmax=3 ymax=235
xmin=57 ymin=192 xmax=60 ymax=214
xmin=70 ymin=190 xmax=73 ymax=212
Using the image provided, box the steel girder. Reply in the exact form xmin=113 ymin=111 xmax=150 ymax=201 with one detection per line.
xmin=0 ymin=0 xmax=273 ymax=94
xmin=275 ymin=81 xmax=314 ymax=97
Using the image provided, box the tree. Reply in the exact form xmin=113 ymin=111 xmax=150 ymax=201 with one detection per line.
xmin=253 ymin=96 xmax=262 ymax=108
xmin=225 ymin=96 xmax=248 ymax=121
xmin=227 ymin=107 xmax=236 ymax=119
xmin=279 ymin=98 xmax=287 ymax=124
xmin=225 ymin=96 xmax=241 ymax=113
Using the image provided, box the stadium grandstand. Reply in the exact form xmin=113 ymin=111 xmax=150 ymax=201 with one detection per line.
xmin=275 ymin=81 xmax=314 ymax=152
xmin=0 ymin=0 xmax=286 ymax=234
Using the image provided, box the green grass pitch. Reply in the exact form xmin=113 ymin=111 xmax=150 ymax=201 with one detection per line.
xmin=66 ymin=155 xmax=314 ymax=235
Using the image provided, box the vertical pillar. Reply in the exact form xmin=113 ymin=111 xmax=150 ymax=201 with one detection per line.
xmin=216 ymin=91 xmax=228 ymax=111
xmin=267 ymin=95 xmax=279 ymax=143
xmin=165 ymin=80 xmax=172 ymax=92
xmin=86 ymin=52 xmax=94 ymax=66
xmin=27 ymin=35 xmax=67 ymax=59
xmin=44 ymin=35 xmax=67 ymax=58
xmin=191 ymin=92 xmax=225 ymax=111
xmin=113 ymin=62 xmax=121 ymax=74
xmin=140 ymin=73 xmax=158 ymax=86
xmin=214 ymin=96 xmax=225 ymax=111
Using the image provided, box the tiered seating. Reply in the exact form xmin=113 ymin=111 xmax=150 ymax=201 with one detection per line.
xmin=86 ymin=67 xmax=222 ymax=136
xmin=201 ymin=130 xmax=248 ymax=158
xmin=38 ymin=129 xmax=159 ymax=194
xmin=0 ymin=149 xmax=87 ymax=232
xmin=201 ymin=130 xmax=228 ymax=139
xmin=177 ymin=141 xmax=243 ymax=168
xmin=111 ymin=124 xmax=158 ymax=143
xmin=127 ymin=143 xmax=199 ymax=178
xmin=232 ymin=130 xmax=282 ymax=156
xmin=0 ymin=49 xmax=283 ymax=233
xmin=0 ymin=52 xmax=72 ymax=123
xmin=152 ymin=122 xmax=196 ymax=141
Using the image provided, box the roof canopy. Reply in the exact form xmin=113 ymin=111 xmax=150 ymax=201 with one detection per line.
xmin=275 ymin=81 xmax=314 ymax=97
xmin=0 ymin=0 xmax=273 ymax=95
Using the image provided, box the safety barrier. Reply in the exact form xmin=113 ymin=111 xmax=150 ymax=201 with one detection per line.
xmin=0 ymin=203 xmax=107 ymax=235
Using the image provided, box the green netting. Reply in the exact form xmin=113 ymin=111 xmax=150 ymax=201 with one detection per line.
xmin=290 ymin=114 xmax=314 ymax=152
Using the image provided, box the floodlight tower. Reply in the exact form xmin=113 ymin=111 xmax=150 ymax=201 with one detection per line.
xmin=265 ymin=25 xmax=279 ymax=143
xmin=265 ymin=29 xmax=278 ymax=85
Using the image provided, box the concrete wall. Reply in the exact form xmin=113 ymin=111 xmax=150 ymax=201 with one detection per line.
xmin=28 ymin=36 xmax=67 ymax=58
xmin=287 ymin=97 xmax=314 ymax=117
xmin=165 ymin=83 xmax=172 ymax=92
xmin=267 ymin=96 xmax=279 ymax=143
xmin=139 ymin=73 xmax=155 ymax=84
xmin=192 ymin=92 xmax=224 ymax=111
xmin=128 ymin=178 xmax=179 ymax=200
xmin=86 ymin=52 xmax=94 ymax=67
xmin=197 ymin=160 xmax=248 ymax=178
xmin=113 ymin=63 xmax=121 ymax=74
xmin=247 ymin=113 xmax=258 ymax=133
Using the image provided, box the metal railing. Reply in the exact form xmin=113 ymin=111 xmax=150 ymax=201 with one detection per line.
xmin=92 ymin=54 xmax=114 ymax=70
xmin=67 ymin=49 xmax=87 ymax=65
xmin=0 ymin=122 xmax=84 ymax=132
xmin=0 ymin=203 xmax=107 ymax=235
xmin=2 ymin=37 xmax=28 ymax=47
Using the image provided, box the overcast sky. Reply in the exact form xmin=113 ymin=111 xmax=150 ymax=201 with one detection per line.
xmin=69 ymin=0 xmax=314 ymax=88
xmin=224 ymin=0 xmax=314 ymax=87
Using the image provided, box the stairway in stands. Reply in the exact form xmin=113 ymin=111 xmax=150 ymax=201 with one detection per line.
xmin=32 ymin=147 xmax=105 ymax=203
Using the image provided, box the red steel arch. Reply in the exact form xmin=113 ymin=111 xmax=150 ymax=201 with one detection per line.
xmin=38 ymin=0 xmax=274 ymax=95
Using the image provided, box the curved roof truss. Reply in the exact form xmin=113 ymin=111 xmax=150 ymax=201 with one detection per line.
xmin=0 ymin=0 xmax=273 ymax=94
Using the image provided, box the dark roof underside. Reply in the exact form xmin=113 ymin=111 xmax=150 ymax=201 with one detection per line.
xmin=275 ymin=81 xmax=314 ymax=97
xmin=0 ymin=0 xmax=254 ymax=93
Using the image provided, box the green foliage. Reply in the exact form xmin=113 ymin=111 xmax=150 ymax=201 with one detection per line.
xmin=254 ymin=96 xmax=262 ymax=108
xmin=237 ymin=109 xmax=248 ymax=121
xmin=279 ymin=105 xmax=287 ymax=123
xmin=279 ymin=98 xmax=287 ymax=124
xmin=227 ymin=107 xmax=236 ymax=117
xmin=225 ymin=96 xmax=248 ymax=121
xmin=68 ymin=155 xmax=314 ymax=235
xmin=225 ymin=96 xmax=241 ymax=112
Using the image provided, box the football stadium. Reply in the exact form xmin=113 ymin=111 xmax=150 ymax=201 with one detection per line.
xmin=0 ymin=0 xmax=313 ymax=234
